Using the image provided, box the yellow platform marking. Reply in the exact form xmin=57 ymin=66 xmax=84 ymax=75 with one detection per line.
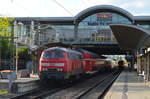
xmin=0 ymin=89 xmax=8 ymax=95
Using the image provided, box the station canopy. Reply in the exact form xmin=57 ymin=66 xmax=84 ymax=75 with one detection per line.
xmin=110 ymin=24 xmax=150 ymax=52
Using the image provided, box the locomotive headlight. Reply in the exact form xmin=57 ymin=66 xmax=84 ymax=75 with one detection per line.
xmin=57 ymin=68 xmax=63 ymax=72
xmin=42 ymin=68 xmax=48 ymax=71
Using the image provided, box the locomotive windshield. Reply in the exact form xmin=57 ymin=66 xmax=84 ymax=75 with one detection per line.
xmin=42 ymin=49 xmax=64 ymax=59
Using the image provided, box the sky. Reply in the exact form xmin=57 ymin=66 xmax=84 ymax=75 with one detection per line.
xmin=0 ymin=0 xmax=150 ymax=17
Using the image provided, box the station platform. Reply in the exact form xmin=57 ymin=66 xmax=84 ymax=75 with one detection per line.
xmin=0 ymin=74 xmax=39 ymax=95
xmin=104 ymin=70 xmax=150 ymax=99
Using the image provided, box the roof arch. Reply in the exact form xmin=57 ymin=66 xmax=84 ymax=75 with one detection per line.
xmin=75 ymin=5 xmax=134 ymax=24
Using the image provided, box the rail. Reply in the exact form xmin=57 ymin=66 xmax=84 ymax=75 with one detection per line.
xmin=76 ymin=70 xmax=121 ymax=99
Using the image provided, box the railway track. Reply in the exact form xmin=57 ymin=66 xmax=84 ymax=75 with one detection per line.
xmin=75 ymin=71 xmax=121 ymax=99
xmin=10 ymin=84 xmax=72 ymax=99
xmin=10 ymin=77 xmax=86 ymax=99
xmin=10 ymin=70 xmax=121 ymax=99
xmin=45 ymin=70 xmax=121 ymax=99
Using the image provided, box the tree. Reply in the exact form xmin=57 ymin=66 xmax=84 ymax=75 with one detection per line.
xmin=0 ymin=17 xmax=14 ymax=59
xmin=18 ymin=46 xmax=30 ymax=61
xmin=0 ymin=17 xmax=13 ymax=36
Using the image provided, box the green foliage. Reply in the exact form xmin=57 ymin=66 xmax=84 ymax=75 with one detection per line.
xmin=0 ymin=17 xmax=14 ymax=59
xmin=0 ymin=17 xmax=30 ymax=61
xmin=18 ymin=46 xmax=30 ymax=61
xmin=0 ymin=17 xmax=13 ymax=36
xmin=0 ymin=39 xmax=13 ymax=59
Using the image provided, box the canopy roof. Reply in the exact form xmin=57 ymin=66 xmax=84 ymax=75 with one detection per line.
xmin=110 ymin=24 xmax=150 ymax=51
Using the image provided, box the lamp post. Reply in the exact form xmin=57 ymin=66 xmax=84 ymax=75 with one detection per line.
xmin=14 ymin=21 xmax=22 ymax=78
xmin=15 ymin=39 xmax=18 ymax=76
xmin=0 ymin=38 xmax=1 ymax=70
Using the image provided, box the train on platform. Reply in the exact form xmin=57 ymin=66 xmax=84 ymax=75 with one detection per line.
xmin=117 ymin=60 xmax=125 ymax=70
xmin=39 ymin=47 xmax=112 ymax=82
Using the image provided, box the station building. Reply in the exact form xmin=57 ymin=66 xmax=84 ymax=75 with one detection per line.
xmin=14 ymin=5 xmax=150 ymax=80
xmin=14 ymin=5 xmax=150 ymax=53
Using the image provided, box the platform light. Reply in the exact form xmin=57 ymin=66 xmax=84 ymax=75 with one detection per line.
xmin=147 ymin=47 xmax=150 ymax=52
xmin=145 ymin=49 xmax=147 ymax=53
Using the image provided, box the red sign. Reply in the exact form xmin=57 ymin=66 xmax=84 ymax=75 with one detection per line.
xmin=96 ymin=14 xmax=112 ymax=19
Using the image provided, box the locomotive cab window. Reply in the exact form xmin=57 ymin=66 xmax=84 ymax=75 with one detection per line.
xmin=68 ymin=53 xmax=83 ymax=59
xmin=42 ymin=49 xmax=64 ymax=59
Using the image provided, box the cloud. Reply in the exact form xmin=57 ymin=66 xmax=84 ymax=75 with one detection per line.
xmin=118 ymin=0 xmax=150 ymax=15
xmin=120 ymin=0 xmax=146 ymax=8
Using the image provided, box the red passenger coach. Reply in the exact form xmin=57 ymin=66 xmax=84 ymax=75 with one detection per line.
xmin=77 ymin=49 xmax=98 ymax=73
xmin=39 ymin=47 xmax=84 ymax=81
xmin=77 ymin=49 xmax=112 ymax=73
xmin=95 ymin=59 xmax=112 ymax=72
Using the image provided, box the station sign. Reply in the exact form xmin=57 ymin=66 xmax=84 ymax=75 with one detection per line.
xmin=87 ymin=13 xmax=113 ymax=26
xmin=87 ymin=21 xmax=113 ymax=26
xmin=96 ymin=14 xmax=112 ymax=19
xmin=97 ymin=13 xmax=112 ymax=21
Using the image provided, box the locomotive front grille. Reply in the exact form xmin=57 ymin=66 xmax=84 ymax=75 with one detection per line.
xmin=41 ymin=63 xmax=64 ymax=66
xmin=47 ymin=68 xmax=58 ymax=72
xmin=41 ymin=68 xmax=63 ymax=72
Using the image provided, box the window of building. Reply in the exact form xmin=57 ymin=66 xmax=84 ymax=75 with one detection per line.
xmin=78 ymin=12 xmax=132 ymax=42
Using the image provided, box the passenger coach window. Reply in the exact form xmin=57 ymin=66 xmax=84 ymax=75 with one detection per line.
xmin=42 ymin=50 xmax=64 ymax=59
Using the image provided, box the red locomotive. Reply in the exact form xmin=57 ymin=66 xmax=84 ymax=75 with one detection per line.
xmin=39 ymin=47 xmax=84 ymax=80
xmin=39 ymin=47 xmax=112 ymax=81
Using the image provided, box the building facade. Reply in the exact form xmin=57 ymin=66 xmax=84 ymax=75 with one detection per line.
xmin=14 ymin=5 xmax=150 ymax=47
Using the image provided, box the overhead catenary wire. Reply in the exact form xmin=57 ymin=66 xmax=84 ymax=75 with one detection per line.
xmin=10 ymin=0 xmax=73 ymax=17
xmin=52 ymin=0 xmax=74 ymax=16
xmin=81 ymin=0 xmax=87 ymax=8
xmin=9 ymin=0 xmax=40 ymax=17
xmin=10 ymin=0 xmax=14 ymax=3
xmin=13 ymin=2 xmax=37 ymax=17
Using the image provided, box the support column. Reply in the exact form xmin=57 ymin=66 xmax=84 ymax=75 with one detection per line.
xmin=13 ymin=21 xmax=17 ymax=70
xmin=30 ymin=20 xmax=35 ymax=74
xmin=10 ymin=22 xmax=14 ymax=70
xmin=147 ymin=52 xmax=150 ymax=81
xmin=31 ymin=20 xmax=35 ymax=45
xmin=38 ymin=23 xmax=41 ymax=45
xmin=74 ymin=23 xmax=78 ymax=41
xmin=18 ymin=22 xmax=23 ymax=37
xmin=137 ymin=55 xmax=141 ymax=74
xmin=143 ymin=56 xmax=147 ymax=81
xmin=149 ymin=52 xmax=150 ymax=80
xmin=14 ymin=21 xmax=18 ymax=37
